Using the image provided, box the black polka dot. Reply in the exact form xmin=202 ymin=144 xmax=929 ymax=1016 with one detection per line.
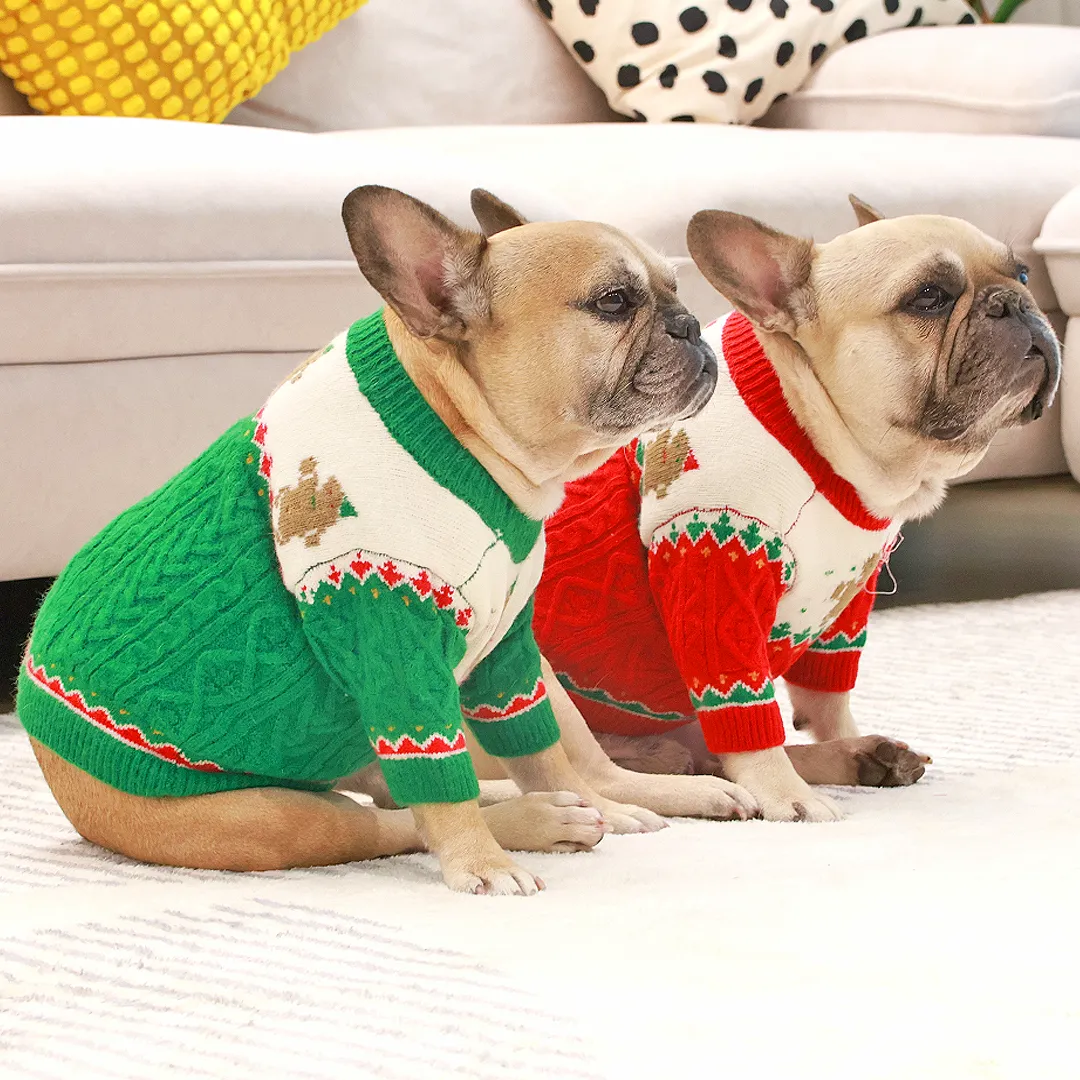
xmin=703 ymin=70 xmax=728 ymax=93
xmin=617 ymin=64 xmax=641 ymax=89
xmin=537 ymin=0 xmax=553 ymax=19
xmin=810 ymin=42 xmax=827 ymax=64
xmin=579 ymin=0 xmax=598 ymax=14
xmin=810 ymin=0 xmax=833 ymax=10
xmin=659 ymin=63 xmax=678 ymax=88
xmin=572 ymin=40 xmax=595 ymax=62
xmin=718 ymin=34 xmax=737 ymax=58
xmin=907 ymin=7 xmax=923 ymax=26
xmin=883 ymin=0 xmax=899 ymax=12
xmin=776 ymin=41 xmax=794 ymax=66
xmin=679 ymin=6 xmax=708 ymax=32
xmin=959 ymin=11 xmax=976 ymax=23
xmin=632 ymin=109 xmax=647 ymax=122
xmin=671 ymin=115 xmax=696 ymax=122
xmin=728 ymin=0 xmax=752 ymax=11
xmin=744 ymin=78 xmax=764 ymax=104
xmin=772 ymin=92 xmax=788 ymax=107
xmin=770 ymin=0 xmax=788 ymax=17
xmin=844 ymin=19 xmax=867 ymax=42
xmin=631 ymin=21 xmax=659 ymax=45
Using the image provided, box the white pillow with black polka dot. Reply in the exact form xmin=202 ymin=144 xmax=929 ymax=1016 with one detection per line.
xmin=534 ymin=0 xmax=977 ymax=125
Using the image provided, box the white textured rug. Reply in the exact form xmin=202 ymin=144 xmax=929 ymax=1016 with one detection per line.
xmin=3 ymin=590 xmax=1080 ymax=1080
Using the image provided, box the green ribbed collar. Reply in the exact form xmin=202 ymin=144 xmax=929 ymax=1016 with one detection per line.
xmin=346 ymin=310 xmax=542 ymax=564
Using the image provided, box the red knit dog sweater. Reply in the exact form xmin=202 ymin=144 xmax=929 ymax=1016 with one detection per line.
xmin=535 ymin=312 xmax=902 ymax=755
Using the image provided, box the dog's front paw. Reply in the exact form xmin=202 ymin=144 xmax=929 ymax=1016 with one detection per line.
xmin=482 ymin=790 xmax=607 ymax=853
xmin=850 ymin=736 xmax=930 ymax=787
xmin=589 ymin=795 xmax=668 ymax=835
xmin=755 ymin=785 xmax=842 ymax=823
xmin=721 ymin=746 xmax=842 ymax=823
xmin=440 ymin=850 xmax=545 ymax=896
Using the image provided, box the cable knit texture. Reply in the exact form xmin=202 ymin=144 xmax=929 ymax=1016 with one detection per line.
xmin=535 ymin=311 xmax=900 ymax=755
xmin=18 ymin=310 xmax=558 ymax=806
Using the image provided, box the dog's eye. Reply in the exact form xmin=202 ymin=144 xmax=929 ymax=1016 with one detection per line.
xmin=593 ymin=290 xmax=632 ymax=317
xmin=907 ymin=284 xmax=953 ymax=315
xmin=1017 ymin=266 xmax=1030 ymax=286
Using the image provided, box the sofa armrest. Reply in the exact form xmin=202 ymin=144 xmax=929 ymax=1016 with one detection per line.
xmin=1036 ymin=187 xmax=1080 ymax=484
xmin=760 ymin=26 xmax=1080 ymax=137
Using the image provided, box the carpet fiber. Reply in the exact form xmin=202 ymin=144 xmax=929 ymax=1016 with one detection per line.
xmin=3 ymin=590 xmax=1080 ymax=1079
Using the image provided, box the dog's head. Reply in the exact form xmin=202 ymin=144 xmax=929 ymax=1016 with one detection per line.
xmin=687 ymin=199 xmax=1061 ymax=504
xmin=341 ymin=187 xmax=716 ymax=480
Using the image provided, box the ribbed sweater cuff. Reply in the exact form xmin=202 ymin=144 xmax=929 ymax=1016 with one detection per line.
xmin=784 ymin=649 xmax=862 ymax=694
xmin=698 ymin=701 xmax=786 ymax=754
xmin=378 ymin=753 xmax=481 ymax=806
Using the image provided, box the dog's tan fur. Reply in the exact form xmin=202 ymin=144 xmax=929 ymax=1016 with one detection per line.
xmin=29 ymin=187 xmax=727 ymax=894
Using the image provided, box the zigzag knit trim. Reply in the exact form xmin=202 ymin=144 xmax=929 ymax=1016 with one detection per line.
xmin=651 ymin=508 xmax=795 ymax=586
xmin=461 ymin=678 xmax=547 ymax=722
xmin=806 ymin=628 xmax=868 ymax=653
xmin=692 ymin=679 xmax=776 ymax=711
xmin=556 ymin=672 xmax=693 ymax=725
xmin=373 ymin=729 xmax=468 ymax=760
xmin=296 ymin=550 xmax=473 ymax=629
xmin=23 ymin=654 xmax=225 ymax=773
xmin=721 ymin=313 xmax=891 ymax=533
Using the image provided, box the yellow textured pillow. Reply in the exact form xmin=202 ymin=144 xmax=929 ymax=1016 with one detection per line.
xmin=0 ymin=0 xmax=368 ymax=121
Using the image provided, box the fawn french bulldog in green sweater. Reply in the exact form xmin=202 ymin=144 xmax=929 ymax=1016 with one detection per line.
xmin=18 ymin=186 xmax=724 ymax=894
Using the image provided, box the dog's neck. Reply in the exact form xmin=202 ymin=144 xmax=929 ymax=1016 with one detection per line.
xmin=757 ymin=329 xmax=958 ymax=522
xmin=386 ymin=311 xmax=594 ymax=520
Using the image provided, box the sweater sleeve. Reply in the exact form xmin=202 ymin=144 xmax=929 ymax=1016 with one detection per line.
xmin=296 ymin=553 xmax=480 ymax=807
xmin=785 ymin=568 xmax=879 ymax=694
xmin=647 ymin=509 xmax=790 ymax=754
xmin=458 ymin=598 xmax=561 ymax=760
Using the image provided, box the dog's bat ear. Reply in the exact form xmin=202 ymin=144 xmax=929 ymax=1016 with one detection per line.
xmin=470 ymin=189 xmax=530 ymax=238
xmin=341 ymin=186 xmax=488 ymax=340
xmin=849 ymin=194 xmax=886 ymax=228
xmin=686 ymin=210 xmax=814 ymax=336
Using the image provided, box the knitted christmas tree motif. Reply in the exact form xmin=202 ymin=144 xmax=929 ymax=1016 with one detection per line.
xmin=461 ymin=677 xmax=547 ymax=722
xmin=274 ymin=457 xmax=347 ymax=549
xmin=769 ymin=622 xmax=814 ymax=649
xmin=555 ymin=672 xmax=693 ymax=724
xmin=23 ymin=654 xmax=226 ymax=773
xmin=638 ymin=428 xmax=699 ymax=499
xmin=296 ymin=548 xmax=474 ymax=630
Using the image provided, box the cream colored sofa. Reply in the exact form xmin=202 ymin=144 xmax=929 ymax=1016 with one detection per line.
xmin=3 ymin=1 xmax=1080 ymax=584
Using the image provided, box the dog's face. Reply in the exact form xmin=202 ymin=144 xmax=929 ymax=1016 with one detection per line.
xmin=341 ymin=187 xmax=716 ymax=478
xmin=687 ymin=201 xmax=1061 ymax=489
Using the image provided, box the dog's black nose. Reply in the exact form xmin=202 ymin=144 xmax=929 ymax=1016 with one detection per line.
xmin=986 ymin=290 xmax=1021 ymax=319
xmin=665 ymin=311 xmax=701 ymax=345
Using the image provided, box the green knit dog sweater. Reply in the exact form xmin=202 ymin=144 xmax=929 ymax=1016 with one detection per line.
xmin=17 ymin=310 xmax=560 ymax=805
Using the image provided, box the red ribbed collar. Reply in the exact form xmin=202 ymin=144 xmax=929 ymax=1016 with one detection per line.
xmin=721 ymin=313 xmax=890 ymax=532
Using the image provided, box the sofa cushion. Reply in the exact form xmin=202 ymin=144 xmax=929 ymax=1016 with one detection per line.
xmin=227 ymin=0 xmax=620 ymax=131
xmin=534 ymin=0 xmax=973 ymax=126
xmin=762 ymin=25 xmax=1080 ymax=136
